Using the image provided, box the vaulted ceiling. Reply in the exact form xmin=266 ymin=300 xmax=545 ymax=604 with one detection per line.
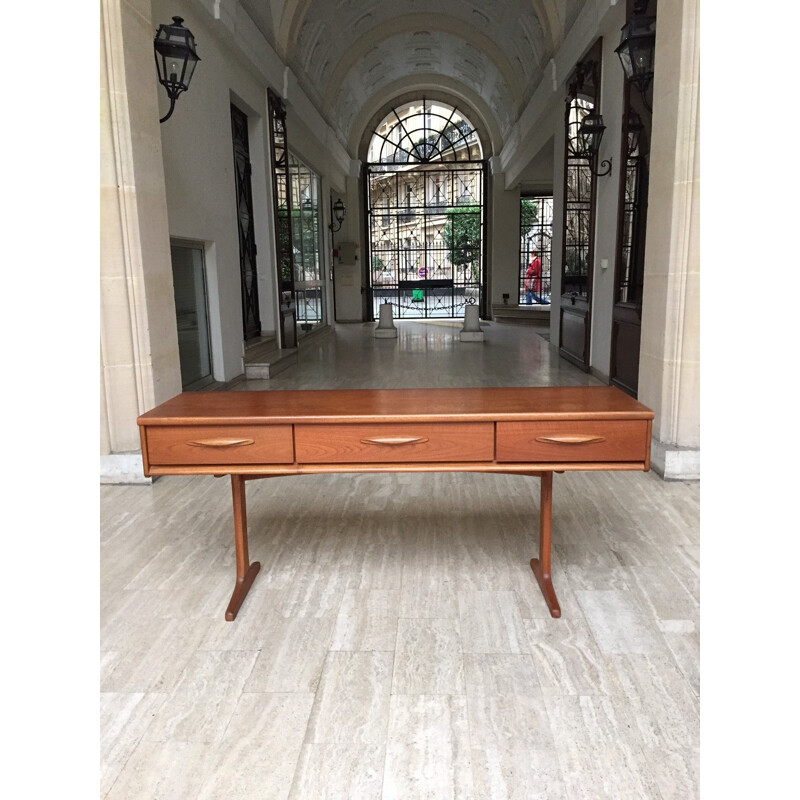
xmin=240 ymin=0 xmax=587 ymax=154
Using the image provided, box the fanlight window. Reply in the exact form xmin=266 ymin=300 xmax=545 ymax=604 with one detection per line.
xmin=368 ymin=100 xmax=482 ymax=165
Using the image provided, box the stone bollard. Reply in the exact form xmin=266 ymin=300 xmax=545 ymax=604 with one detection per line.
xmin=460 ymin=304 xmax=484 ymax=341
xmin=374 ymin=302 xmax=398 ymax=338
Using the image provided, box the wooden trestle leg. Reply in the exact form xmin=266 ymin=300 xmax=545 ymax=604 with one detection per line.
xmin=530 ymin=471 xmax=561 ymax=618
xmin=225 ymin=475 xmax=261 ymax=621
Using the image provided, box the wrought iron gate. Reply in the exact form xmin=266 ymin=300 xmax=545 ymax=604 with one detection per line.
xmin=365 ymin=100 xmax=485 ymax=320
xmin=267 ymin=90 xmax=297 ymax=348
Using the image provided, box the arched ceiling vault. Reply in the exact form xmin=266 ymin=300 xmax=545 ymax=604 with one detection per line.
xmin=322 ymin=14 xmax=528 ymax=119
xmin=243 ymin=0 xmax=588 ymax=159
xmin=332 ymin=30 xmax=516 ymax=146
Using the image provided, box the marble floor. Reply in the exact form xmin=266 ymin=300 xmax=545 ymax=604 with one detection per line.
xmin=100 ymin=321 xmax=699 ymax=799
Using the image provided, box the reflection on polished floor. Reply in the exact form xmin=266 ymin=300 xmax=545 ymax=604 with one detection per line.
xmin=237 ymin=320 xmax=577 ymax=392
xmin=100 ymin=321 xmax=699 ymax=799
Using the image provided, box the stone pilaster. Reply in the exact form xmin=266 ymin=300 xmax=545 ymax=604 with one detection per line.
xmin=100 ymin=0 xmax=182 ymax=482
xmin=638 ymin=0 xmax=700 ymax=480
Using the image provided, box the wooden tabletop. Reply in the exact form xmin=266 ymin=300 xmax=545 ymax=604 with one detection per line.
xmin=138 ymin=386 xmax=654 ymax=426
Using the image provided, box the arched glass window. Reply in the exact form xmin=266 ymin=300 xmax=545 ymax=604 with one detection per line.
xmin=367 ymin=99 xmax=482 ymax=165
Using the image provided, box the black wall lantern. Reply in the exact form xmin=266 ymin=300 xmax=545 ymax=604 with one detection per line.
xmin=615 ymin=1 xmax=656 ymax=111
xmin=577 ymin=112 xmax=612 ymax=177
xmin=329 ymin=198 xmax=346 ymax=232
xmin=154 ymin=17 xmax=200 ymax=123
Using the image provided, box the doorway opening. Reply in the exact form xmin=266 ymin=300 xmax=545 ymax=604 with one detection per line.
xmin=519 ymin=196 xmax=553 ymax=306
xmin=170 ymin=240 xmax=213 ymax=390
xmin=365 ymin=99 xmax=486 ymax=320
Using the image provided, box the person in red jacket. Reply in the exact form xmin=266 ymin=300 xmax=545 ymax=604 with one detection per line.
xmin=524 ymin=246 xmax=545 ymax=304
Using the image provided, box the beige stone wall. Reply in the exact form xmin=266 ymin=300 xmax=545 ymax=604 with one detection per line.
xmin=638 ymin=0 xmax=700 ymax=477
xmin=100 ymin=0 xmax=181 ymax=461
xmin=489 ymin=172 xmax=523 ymax=307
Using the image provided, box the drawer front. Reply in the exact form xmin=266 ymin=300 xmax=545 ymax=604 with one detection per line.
xmin=496 ymin=420 xmax=648 ymax=463
xmin=295 ymin=423 xmax=495 ymax=464
xmin=145 ymin=424 xmax=294 ymax=465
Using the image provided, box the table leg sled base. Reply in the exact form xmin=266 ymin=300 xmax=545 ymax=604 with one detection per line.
xmin=221 ymin=469 xmax=562 ymax=621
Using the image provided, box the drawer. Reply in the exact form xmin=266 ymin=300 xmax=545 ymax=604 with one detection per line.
xmin=496 ymin=420 xmax=648 ymax=463
xmin=145 ymin=424 xmax=294 ymax=465
xmin=295 ymin=423 xmax=494 ymax=464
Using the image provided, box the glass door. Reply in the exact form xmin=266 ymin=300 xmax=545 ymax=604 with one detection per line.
xmin=289 ymin=155 xmax=327 ymax=335
xmin=519 ymin=195 xmax=553 ymax=305
xmin=560 ymin=50 xmax=602 ymax=371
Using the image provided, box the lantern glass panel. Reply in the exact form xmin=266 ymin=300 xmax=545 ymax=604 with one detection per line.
xmin=630 ymin=40 xmax=655 ymax=80
xmin=617 ymin=46 xmax=633 ymax=80
xmin=578 ymin=114 xmax=605 ymax=157
xmin=159 ymin=47 xmax=198 ymax=90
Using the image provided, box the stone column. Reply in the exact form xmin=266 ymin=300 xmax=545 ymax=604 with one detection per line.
xmin=638 ymin=0 xmax=700 ymax=480
xmin=100 ymin=0 xmax=182 ymax=482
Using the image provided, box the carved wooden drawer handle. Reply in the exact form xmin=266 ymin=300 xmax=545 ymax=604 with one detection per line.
xmin=187 ymin=438 xmax=255 ymax=448
xmin=534 ymin=435 xmax=606 ymax=445
xmin=360 ymin=436 xmax=430 ymax=446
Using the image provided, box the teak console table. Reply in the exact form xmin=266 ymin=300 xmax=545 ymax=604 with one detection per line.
xmin=138 ymin=386 xmax=653 ymax=621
